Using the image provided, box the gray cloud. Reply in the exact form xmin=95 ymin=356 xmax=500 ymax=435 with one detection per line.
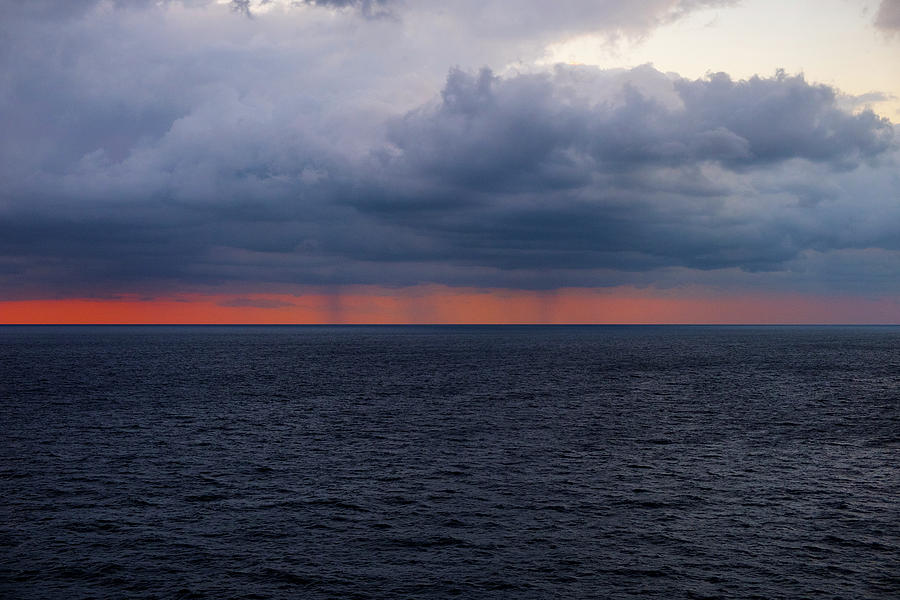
xmin=387 ymin=67 xmax=892 ymax=187
xmin=349 ymin=67 xmax=895 ymax=282
xmin=230 ymin=0 xmax=392 ymax=18
xmin=3 ymin=0 xmax=211 ymax=20
xmin=875 ymin=0 xmax=900 ymax=31
xmin=17 ymin=0 xmax=732 ymax=34
xmin=0 ymin=1 xmax=898 ymax=300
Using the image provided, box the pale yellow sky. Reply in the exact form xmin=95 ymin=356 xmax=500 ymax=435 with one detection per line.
xmin=540 ymin=0 xmax=900 ymax=120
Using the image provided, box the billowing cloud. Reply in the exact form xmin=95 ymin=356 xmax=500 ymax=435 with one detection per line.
xmin=388 ymin=67 xmax=892 ymax=179
xmin=366 ymin=67 xmax=896 ymax=277
xmin=0 ymin=0 xmax=898 ymax=301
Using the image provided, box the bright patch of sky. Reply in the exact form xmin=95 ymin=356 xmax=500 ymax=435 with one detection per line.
xmin=540 ymin=0 xmax=900 ymax=119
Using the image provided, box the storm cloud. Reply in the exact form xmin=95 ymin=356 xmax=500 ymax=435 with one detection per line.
xmin=0 ymin=0 xmax=898 ymax=299
xmin=359 ymin=67 xmax=898 ymax=279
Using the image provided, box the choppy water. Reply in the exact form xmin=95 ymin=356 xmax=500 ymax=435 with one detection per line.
xmin=1 ymin=325 xmax=898 ymax=599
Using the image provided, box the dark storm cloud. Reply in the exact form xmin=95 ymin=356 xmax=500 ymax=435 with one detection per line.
xmin=0 ymin=1 xmax=898 ymax=298
xmin=7 ymin=66 xmax=898 ymax=296
xmin=387 ymin=67 xmax=892 ymax=185
xmin=351 ymin=67 xmax=895 ymax=277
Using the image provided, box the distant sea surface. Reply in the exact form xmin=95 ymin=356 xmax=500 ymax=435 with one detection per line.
xmin=1 ymin=325 xmax=898 ymax=599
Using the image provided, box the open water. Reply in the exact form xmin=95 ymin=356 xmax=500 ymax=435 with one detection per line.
xmin=1 ymin=325 xmax=898 ymax=599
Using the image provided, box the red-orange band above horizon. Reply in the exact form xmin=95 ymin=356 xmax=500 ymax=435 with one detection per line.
xmin=1 ymin=288 xmax=898 ymax=324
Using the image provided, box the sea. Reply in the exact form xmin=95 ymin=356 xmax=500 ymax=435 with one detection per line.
xmin=1 ymin=325 xmax=897 ymax=599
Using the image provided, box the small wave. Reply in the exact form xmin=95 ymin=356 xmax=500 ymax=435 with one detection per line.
xmin=173 ymin=588 xmax=206 ymax=599
xmin=434 ymin=469 xmax=466 ymax=476
xmin=382 ymin=495 xmax=416 ymax=506
xmin=62 ymin=520 xmax=123 ymax=533
xmin=125 ymin=495 xmax=157 ymax=507
xmin=476 ymin=579 xmax=522 ymax=591
xmin=183 ymin=493 xmax=229 ymax=502
xmin=259 ymin=567 xmax=316 ymax=586
xmin=49 ymin=562 xmax=124 ymax=581
xmin=442 ymin=518 xmax=466 ymax=528
xmin=822 ymin=535 xmax=894 ymax=552
xmin=388 ymin=535 xmax=471 ymax=549
xmin=307 ymin=498 xmax=370 ymax=512
xmin=608 ymin=567 xmax=672 ymax=578
xmin=630 ymin=500 xmax=671 ymax=509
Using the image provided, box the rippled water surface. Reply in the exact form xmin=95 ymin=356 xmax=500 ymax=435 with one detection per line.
xmin=1 ymin=325 xmax=898 ymax=599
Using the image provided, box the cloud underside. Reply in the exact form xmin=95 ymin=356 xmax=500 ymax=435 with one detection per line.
xmin=0 ymin=1 xmax=898 ymax=299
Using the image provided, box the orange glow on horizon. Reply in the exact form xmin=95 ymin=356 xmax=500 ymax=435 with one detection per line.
xmin=1 ymin=287 xmax=899 ymax=324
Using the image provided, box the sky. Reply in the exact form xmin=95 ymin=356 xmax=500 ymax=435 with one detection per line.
xmin=1 ymin=0 xmax=899 ymax=323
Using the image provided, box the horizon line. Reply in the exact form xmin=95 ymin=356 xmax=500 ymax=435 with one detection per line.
xmin=3 ymin=323 xmax=899 ymax=327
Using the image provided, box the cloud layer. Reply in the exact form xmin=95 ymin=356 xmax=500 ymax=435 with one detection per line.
xmin=0 ymin=1 xmax=898 ymax=300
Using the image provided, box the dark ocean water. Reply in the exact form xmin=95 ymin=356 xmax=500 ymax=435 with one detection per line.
xmin=1 ymin=325 xmax=898 ymax=599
